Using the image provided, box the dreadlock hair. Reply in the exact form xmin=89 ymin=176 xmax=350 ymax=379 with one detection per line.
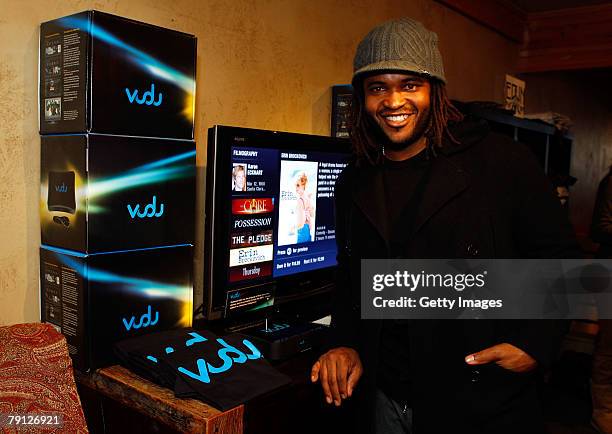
xmin=349 ymin=74 xmax=463 ymax=166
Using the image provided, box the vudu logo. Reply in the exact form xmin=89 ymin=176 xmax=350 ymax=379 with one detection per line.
xmin=55 ymin=183 xmax=68 ymax=193
xmin=145 ymin=332 xmax=262 ymax=384
xmin=125 ymin=83 xmax=163 ymax=106
xmin=122 ymin=305 xmax=159 ymax=331
xmin=127 ymin=195 xmax=164 ymax=219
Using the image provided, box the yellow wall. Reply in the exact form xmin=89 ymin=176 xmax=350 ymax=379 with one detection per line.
xmin=0 ymin=0 xmax=519 ymax=324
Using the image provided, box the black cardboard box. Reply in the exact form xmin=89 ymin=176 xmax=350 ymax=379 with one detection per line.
xmin=40 ymin=10 xmax=196 ymax=139
xmin=40 ymin=134 xmax=195 ymax=253
xmin=40 ymin=245 xmax=193 ymax=371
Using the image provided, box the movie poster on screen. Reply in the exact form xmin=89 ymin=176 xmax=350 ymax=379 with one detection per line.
xmin=277 ymin=160 xmax=318 ymax=246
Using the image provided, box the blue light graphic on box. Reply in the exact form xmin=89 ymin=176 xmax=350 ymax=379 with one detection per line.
xmin=127 ymin=195 xmax=164 ymax=219
xmin=134 ymin=150 xmax=195 ymax=172
xmin=86 ymin=150 xmax=195 ymax=205
xmin=58 ymin=16 xmax=194 ymax=93
xmin=88 ymin=166 xmax=191 ymax=199
xmin=57 ymin=253 xmax=189 ymax=301
xmin=125 ymin=83 xmax=163 ymax=106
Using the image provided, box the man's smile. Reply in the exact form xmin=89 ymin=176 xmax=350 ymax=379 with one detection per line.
xmin=380 ymin=112 xmax=414 ymax=128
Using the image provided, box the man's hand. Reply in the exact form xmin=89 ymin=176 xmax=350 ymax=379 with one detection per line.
xmin=311 ymin=347 xmax=363 ymax=406
xmin=465 ymin=343 xmax=537 ymax=373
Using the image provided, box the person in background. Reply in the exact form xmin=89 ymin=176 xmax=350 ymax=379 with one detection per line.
xmin=549 ymin=173 xmax=577 ymax=214
xmin=591 ymin=167 xmax=612 ymax=434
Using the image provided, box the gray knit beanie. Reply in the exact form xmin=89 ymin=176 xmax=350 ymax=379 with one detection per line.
xmin=353 ymin=17 xmax=446 ymax=83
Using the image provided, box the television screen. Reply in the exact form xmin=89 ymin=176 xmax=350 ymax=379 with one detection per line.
xmin=204 ymin=126 xmax=351 ymax=320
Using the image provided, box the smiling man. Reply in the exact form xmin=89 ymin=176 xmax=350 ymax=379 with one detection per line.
xmin=310 ymin=18 xmax=577 ymax=434
xmin=362 ymin=74 xmax=430 ymax=160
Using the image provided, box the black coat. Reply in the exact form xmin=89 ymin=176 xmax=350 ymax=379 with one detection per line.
xmin=330 ymin=119 xmax=578 ymax=434
xmin=591 ymin=170 xmax=612 ymax=258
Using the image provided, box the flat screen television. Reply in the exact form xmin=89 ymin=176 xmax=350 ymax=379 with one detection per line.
xmin=203 ymin=125 xmax=351 ymax=322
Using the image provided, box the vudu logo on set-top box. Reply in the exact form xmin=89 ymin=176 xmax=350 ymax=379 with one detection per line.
xmin=41 ymin=134 xmax=195 ymax=253
xmin=39 ymin=10 xmax=196 ymax=139
xmin=40 ymin=245 xmax=193 ymax=371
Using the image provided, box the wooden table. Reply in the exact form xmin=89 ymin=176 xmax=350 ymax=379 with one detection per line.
xmin=75 ymin=351 xmax=357 ymax=434
xmin=76 ymin=365 xmax=243 ymax=434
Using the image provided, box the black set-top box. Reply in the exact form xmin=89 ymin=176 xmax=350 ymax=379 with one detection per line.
xmin=40 ymin=10 xmax=197 ymax=139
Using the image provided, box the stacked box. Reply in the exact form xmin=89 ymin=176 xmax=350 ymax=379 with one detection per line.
xmin=40 ymin=134 xmax=195 ymax=252
xmin=40 ymin=246 xmax=193 ymax=371
xmin=39 ymin=10 xmax=196 ymax=139
xmin=39 ymin=11 xmax=197 ymax=370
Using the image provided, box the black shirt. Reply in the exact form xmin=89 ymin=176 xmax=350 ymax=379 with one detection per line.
xmin=377 ymin=148 xmax=431 ymax=403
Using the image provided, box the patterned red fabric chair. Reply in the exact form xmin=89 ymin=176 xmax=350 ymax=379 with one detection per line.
xmin=0 ymin=323 xmax=88 ymax=433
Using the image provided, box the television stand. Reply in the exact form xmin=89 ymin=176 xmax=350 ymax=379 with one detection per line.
xmin=239 ymin=319 xmax=328 ymax=361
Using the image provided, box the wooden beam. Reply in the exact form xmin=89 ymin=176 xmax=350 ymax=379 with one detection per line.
xmin=518 ymin=4 xmax=612 ymax=72
xmin=436 ymin=0 xmax=526 ymax=43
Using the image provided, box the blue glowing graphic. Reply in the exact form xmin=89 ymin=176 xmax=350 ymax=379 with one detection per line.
xmin=56 ymin=253 xmax=189 ymax=301
xmin=58 ymin=16 xmax=194 ymax=93
xmin=165 ymin=347 xmax=174 ymax=354
xmin=41 ymin=245 xmax=87 ymax=258
xmin=125 ymin=83 xmax=163 ymax=106
xmin=133 ymin=150 xmax=196 ymax=173
xmin=127 ymin=195 xmax=164 ymax=219
xmin=87 ymin=166 xmax=192 ymax=199
xmin=55 ymin=183 xmax=68 ymax=193
xmin=147 ymin=355 xmax=158 ymax=363
xmin=122 ymin=305 xmax=160 ymax=331
xmin=84 ymin=150 xmax=195 ymax=209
